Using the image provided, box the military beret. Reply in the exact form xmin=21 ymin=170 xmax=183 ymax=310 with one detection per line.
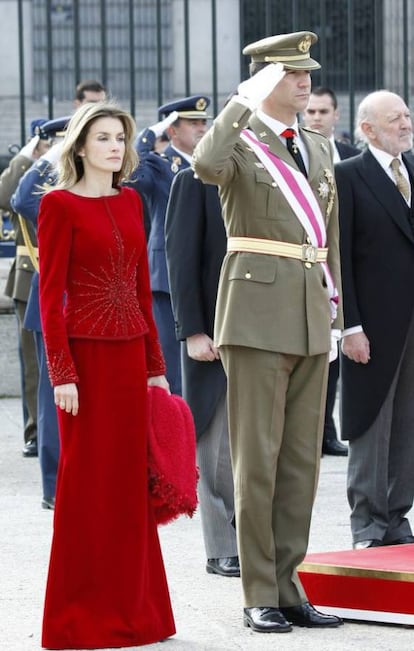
xmin=243 ymin=31 xmax=320 ymax=70
xmin=35 ymin=116 xmax=71 ymax=139
xmin=158 ymin=94 xmax=211 ymax=121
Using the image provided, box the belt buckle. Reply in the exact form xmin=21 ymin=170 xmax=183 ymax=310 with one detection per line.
xmin=302 ymin=244 xmax=318 ymax=263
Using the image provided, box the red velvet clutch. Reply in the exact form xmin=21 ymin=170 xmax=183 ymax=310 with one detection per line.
xmin=147 ymin=386 xmax=198 ymax=525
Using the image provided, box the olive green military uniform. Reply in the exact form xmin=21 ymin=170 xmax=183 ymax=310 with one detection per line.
xmin=1 ymin=153 xmax=39 ymax=444
xmin=193 ymin=38 xmax=342 ymax=607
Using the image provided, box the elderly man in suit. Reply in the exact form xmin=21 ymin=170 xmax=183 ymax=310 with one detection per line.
xmin=165 ymin=167 xmax=239 ymax=577
xmin=337 ymin=90 xmax=414 ymax=549
xmin=193 ymin=32 xmax=343 ymax=633
xmin=303 ymin=86 xmax=360 ymax=456
xmin=131 ymin=96 xmax=209 ymax=395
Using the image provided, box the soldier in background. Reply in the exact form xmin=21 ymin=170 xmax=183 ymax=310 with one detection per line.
xmin=130 ymin=96 xmax=209 ymax=395
xmin=1 ymin=119 xmax=50 ymax=457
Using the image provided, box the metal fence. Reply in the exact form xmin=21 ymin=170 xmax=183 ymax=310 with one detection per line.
xmin=1 ymin=0 xmax=413 ymax=253
xmin=10 ymin=0 xmax=414 ymax=145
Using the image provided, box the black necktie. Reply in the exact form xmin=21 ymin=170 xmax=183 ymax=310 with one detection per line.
xmin=281 ymin=128 xmax=307 ymax=177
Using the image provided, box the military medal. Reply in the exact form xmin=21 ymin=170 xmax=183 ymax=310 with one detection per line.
xmin=318 ymin=180 xmax=329 ymax=200
xmin=321 ymin=168 xmax=336 ymax=216
xmin=171 ymin=156 xmax=181 ymax=173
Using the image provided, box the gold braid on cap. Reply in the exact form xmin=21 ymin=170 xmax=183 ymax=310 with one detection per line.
xmin=264 ymin=53 xmax=311 ymax=62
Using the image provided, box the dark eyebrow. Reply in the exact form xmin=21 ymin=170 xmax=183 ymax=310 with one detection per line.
xmin=94 ymin=130 xmax=125 ymax=136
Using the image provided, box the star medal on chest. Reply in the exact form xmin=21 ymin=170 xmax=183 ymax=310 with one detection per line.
xmin=171 ymin=156 xmax=181 ymax=173
xmin=318 ymin=179 xmax=329 ymax=200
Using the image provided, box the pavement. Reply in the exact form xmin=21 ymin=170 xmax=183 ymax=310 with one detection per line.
xmin=1 ymin=396 xmax=414 ymax=651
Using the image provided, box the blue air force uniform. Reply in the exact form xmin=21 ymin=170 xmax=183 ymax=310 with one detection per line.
xmin=130 ymin=95 xmax=210 ymax=395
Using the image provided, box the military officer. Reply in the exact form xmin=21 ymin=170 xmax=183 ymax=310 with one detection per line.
xmin=193 ymin=32 xmax=343 ymax=633
xmin=130 ymin=96 xmax=210 ymax=395
xmin=12 ymin=116 xmax=74 ymax=508
xmin=1 ymin=119 xmax=50 ymax=457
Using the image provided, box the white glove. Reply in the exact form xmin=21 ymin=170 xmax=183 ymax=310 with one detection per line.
xmin=237 ymin=63 xmax=285 ymax=107
xmin=19 ymin=135 xmax=40 ymax=160
xmin=329 ymin=329 xmax=341 ymax=363
xmin=149 ymin=111 xmax=179 ymax=138
xmin=40 ymin=140 xmax=64 ymax=167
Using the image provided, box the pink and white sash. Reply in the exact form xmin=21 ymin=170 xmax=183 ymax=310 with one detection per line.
xmin=240 ymin=128 xmax=339 ymax=320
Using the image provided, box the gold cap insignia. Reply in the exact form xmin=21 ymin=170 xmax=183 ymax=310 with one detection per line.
xmin=298 ymin=35 xmax=312 ymax=53
xmin=195 ymin=97 xmax=207 ymax=111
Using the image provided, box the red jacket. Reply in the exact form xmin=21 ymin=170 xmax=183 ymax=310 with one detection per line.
xmin=38 ymin=187 xmax=165 ymax=386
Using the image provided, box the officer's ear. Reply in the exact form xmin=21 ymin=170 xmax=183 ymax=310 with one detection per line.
xmin=360 ymin=120 xmax=375 ymax=140
xmin=166 ymin=118 xmax=181 ymax=138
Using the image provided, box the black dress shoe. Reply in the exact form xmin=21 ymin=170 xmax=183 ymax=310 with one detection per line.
xmin=386 ymin=535 xmax=414 ymax=545
xmin=280 ymin=602 xmax=343 ymax=628
xmin=22 ymin=439 xmax=38 ymax=457
xmin=322 ymin=439 xmax=348 ymax=456
xmin=206 ymin=556 xmax=240 ymax=577
xmin=243 ymin=607 xmax=292 ymax=633
xmin=353 ymin=539 xmax=382 ymax=549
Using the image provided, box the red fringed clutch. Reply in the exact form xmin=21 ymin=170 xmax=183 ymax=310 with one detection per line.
xmin=147 ymin=385 xmax=198 ymax=525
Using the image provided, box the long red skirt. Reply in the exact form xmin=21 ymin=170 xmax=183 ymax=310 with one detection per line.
xmin=42 ymin=338 xmax=175 ymax=649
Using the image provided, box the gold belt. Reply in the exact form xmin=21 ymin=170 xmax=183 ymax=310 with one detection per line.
xmin=227 ymin=237 xmax=328 ymax=264
xmin=17 ymin=244 xmax=39 ymax=258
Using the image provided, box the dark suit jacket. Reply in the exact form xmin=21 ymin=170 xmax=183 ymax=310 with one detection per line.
xmin=165 ymin=168 xmax=227 ymax=439
xmin=133 ymin=129 xmax=190 ymax=293
xmin=337 ymin=149 xmax=414 ymax=440
xmin=335 ymin=140 xmax=360 ymax=161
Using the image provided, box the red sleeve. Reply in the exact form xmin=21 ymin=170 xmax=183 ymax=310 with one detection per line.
xmin=38 ymin=191 xmax=79 ymax=386
xmin=130 ymin=190 xmax=166 ymax=377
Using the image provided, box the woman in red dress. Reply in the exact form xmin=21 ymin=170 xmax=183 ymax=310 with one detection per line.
xmin=38 ymin=101 xmax=176 ymax=649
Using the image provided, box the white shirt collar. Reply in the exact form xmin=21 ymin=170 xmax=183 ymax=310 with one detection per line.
xmin=256 ymin=109 xmax=299 ymax=137
xmin=368 ymin=144 xmax=403 ymax=171
xmin=329 ymin=135 xmax=341 ymax=164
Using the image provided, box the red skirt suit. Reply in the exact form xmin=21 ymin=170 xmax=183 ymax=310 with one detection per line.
xmin=38 ymin=187 xmax=175 ymax=649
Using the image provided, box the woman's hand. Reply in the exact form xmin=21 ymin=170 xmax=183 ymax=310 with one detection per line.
xmin=147 ymin=375 xmax=170 ymax=394
xmin=54 ymin=383 xmax=79 ymax=416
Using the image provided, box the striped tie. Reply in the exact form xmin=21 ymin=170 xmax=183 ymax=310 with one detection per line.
xmin=390 ymin=158 xmax=410 ymax=202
